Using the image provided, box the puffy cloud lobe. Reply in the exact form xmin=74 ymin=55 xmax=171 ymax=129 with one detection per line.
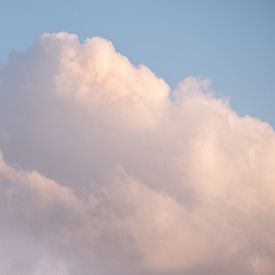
xmin=0 ymin=32 xmax=275 ymax=275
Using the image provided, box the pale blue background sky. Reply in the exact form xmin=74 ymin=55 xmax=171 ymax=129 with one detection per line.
xmin=0 ymin=0 xmax=274 ymax=127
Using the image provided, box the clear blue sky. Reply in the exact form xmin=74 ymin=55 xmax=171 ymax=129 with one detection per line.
xmin=1 ymin=0 xmax=274 ymax=127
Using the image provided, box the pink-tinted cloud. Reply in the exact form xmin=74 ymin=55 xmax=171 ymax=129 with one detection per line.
xmin=0 ymin=32 xmax=274 ymax=275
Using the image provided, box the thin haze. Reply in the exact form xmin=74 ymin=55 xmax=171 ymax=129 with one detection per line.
xmin=0 ymin=32 xmax=275 ymax=275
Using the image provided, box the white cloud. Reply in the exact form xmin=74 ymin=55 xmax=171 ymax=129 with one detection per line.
xmin=0 ymin=32 xmax=274 ymax=275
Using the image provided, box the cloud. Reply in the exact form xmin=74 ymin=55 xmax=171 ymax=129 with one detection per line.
xmin=0 ymin=32 xmax=274 ymax=275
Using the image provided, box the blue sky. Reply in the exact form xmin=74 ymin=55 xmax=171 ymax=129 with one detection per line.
xmin=1 ymin=0 xmax=274 ymax=126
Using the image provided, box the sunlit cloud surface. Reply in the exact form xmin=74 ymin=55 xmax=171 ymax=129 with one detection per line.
xmin=0 ymin=32 xmax=275 ymax=275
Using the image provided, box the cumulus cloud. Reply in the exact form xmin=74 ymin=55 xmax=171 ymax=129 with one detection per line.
xmin=0 ymin=32 xmax=274 ymax=275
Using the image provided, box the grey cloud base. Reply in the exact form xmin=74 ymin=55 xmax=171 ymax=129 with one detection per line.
xmin=0 ymin=32 xmax=275 ymax=275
